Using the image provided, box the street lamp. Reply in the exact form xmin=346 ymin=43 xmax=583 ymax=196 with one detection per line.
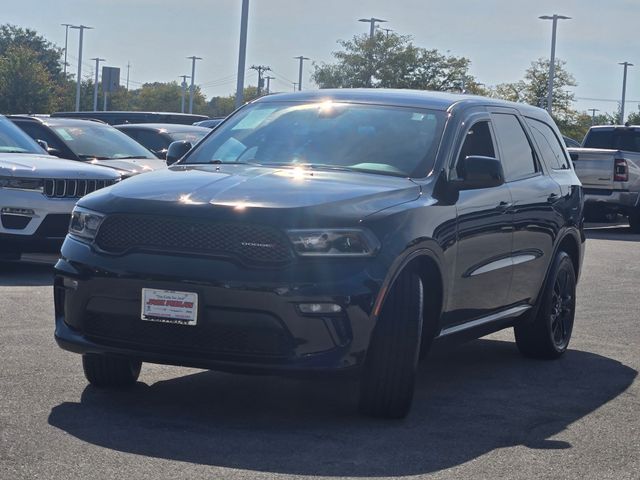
xmin=235 ymin=0 xmax=250 ymax=108
xmin=539 ymin=14 xmax=570 ymax=116
xmin=293 ymin=56 xmax=310 ymax=91
xmin=90 ymin=57 xmax=105 ymax=111
xmin=619 ymin=62 xmax=633 ymax=124
xmin=60 ymin=23 xmax=76 ymax=78
xmin=70 ymin=25 xmax=93 ymax=112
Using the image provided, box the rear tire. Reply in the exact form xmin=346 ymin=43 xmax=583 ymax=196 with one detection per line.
xmin=359 ymin=271 xmax=423 ymax=419
xmin=514 ymin=251 xmax=576 ymax=359
xmin=82 ymin=354 xmax=141 ymax=388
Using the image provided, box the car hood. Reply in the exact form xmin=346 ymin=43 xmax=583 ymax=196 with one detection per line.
xmin=85 ymin=157 xmax=166 ymax=175
xmin=79 ymin=164 xmax=421 ymax=223
xmin=0 ymin=153 xmax=121 ymax=179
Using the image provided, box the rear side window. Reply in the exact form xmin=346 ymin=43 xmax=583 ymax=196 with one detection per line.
xmin=526 ymin=117 xmax=569 ymax=170
xmin=492 ymin=113 xmax=537 ymax=181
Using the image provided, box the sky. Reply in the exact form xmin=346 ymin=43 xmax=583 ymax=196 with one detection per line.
xmin=4 ymin=0 xmax=640 ymax=117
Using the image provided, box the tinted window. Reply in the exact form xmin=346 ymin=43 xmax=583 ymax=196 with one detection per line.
xmin=492 ymin=113 xmax=537 ymax=181
xmin=49 ymin=123 xmax=156 ymax=160
xmin=17 ymin=123 xmax=67 ymax=153
xmin=186 ymin=102 xmax=447 ymax=177
xmin=455 ymin=120 xmax=496 ymax=178
xmin=129 ymin=130 xmax=169 ymax=152
xmin=583 ymin=129 xmax=640 ymax=152
xmin=526 ymin=118 xmax=569 ymax=169
xmin=0 ymin=116 xmax=44 ymax=154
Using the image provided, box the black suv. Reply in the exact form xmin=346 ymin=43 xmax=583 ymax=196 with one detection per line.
xmin=54 ymin=89 xmax=584 ymax=418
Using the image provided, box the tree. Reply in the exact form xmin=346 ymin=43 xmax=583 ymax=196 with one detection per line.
xmin=491 ymin=58 xmax=577 ymax=122
xmin=0 ymin=24 xmax=63 ymax=80
xmin=626 ymin=106 xmax=640 ymax=125
xmin=0 ymin=45 xmax=57 ymax=113
xmin=312 ymin=32 xmax=475 ymax=91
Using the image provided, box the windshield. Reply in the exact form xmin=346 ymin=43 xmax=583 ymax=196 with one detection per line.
xmin=584 ymin=128 xmax=640 ymax=152
xmin=51 ymin=123 xmax=156 ymax=160
xmin=169 ymin=131 xmax=208 ymax=144
xmin=0 ymin=116 xmax=45 ymax=154
xmin=184 ymin=101 xmax=447 ymax=177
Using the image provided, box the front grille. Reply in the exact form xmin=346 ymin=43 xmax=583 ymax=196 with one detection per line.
xmin=43 ymin=178 xmax=117 ymax=199
xmin=83 ymin=312 xmax=295 ymax=358
xmin=95 ymin=215 xmax=293 ymax=264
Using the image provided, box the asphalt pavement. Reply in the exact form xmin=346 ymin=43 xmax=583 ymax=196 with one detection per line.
xmin=0 ymin=224 xmax=638 ymax=479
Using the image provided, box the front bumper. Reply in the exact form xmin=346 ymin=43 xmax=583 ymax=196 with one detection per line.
xmin=0 ymin=189 xmax=77 ymax=253
xmin=54 ymin=237 xmax=382 ymax=374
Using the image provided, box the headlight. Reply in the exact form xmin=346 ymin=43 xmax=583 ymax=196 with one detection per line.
xmin=286 ymin=229 xmax=380 ymax=257
xmin=0 ymin=176 xmax=44 ymax=191
xmin=69 ymin=207 xmax=104 ymax=241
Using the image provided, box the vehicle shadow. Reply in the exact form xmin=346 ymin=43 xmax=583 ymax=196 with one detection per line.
xmin=0 ymin=261 xmax=53 ymax=287
xmin=47 ymin=339 xmax=636 ymax=476
xmin=585 ymin=224 xmax=640 ymax=242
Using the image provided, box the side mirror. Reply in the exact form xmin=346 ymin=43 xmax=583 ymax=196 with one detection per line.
xmin=456 ymin=156 xmax=504 ymax=190
xmin=36 ymin=139 xmax=49 ymax=152
xmin=166 ymin=141 xmax=192 ymax=165
xmin=36 ymin=139 xmax=63 ymax=158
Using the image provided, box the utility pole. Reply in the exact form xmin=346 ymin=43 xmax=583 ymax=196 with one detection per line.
xmin=588 ymin=108 xmax=600 ymax=124
xmin=293 ymin=56 xmax=310 ymax=91
xmin=235 ymin=0 xmax=250 ymax=108
xmin=358 ymin=17 xmax=387 ymax=87
xmin=250 ymin=65 xmax=271 ymax=96
xmin=126 ymin=61 xmax=131 ymax=91
xmin=264 ymin=75 xmax=274 ymax=94
xmin=619 ymin=62 xmax=633 ymax=124
xmin=179 ymin=75 xmax=190 ymax=113
xmin=61 ymin=23 xmax=76 ymax=78
xmin=381 ymin=27 xmax=393 ymax=38
xmin=187 ymin=56 xmax=202 ymax=114
xmin=90 ymin=57 xmax=105 ymax=111
xmin=71 ymin=25 xmax=93 ymax=112
xmin=539 ymin=14 xmax=571 ymax=116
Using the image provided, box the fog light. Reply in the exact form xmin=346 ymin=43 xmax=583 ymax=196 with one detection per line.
xmin=298 ymin=303 xmax=343 ymax=314
xmin=1 ymin=207 xmax=35 ymax=216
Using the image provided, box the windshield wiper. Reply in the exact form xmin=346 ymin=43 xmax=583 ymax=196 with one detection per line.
xmin=78 ymin=155 xmax=111 ymax=160
xmin=200 ymin=159 xmax=262 ymax=165
xmin=0 ymin=149 xmax=31 ymax=154
xmin=107 ymin=156 xmax=153 ymax=160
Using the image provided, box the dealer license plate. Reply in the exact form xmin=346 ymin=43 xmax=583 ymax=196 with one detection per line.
xmin=141 ymin=288 xmax=198 ymax=326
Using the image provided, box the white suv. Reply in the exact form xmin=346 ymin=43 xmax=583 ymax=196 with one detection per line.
xmin=0 ymin=115 xmax=120 ymax=259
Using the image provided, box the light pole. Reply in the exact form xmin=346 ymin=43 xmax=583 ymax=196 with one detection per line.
xmin=60 ymin=23 xmax=76 ymax=78
xmin=294 ymin=56 xmax=310 ymax=91
xmin=264 ymin=75 xmax=274 ymax=94
xmin=539 ymin=14 xmax=570 ymax=116
xmin=588 ymin=108 xmax=600 ymax=124
xmin=71 ymin=25 xmax=93 ymax=112
xmin=619 ymin=62 xmax=633 ymax=124
xmin=235 ymin=0 xmax=250 ymax=108
xmin=358 ymin=17 xmax=387 ymax=87
xmin=187 ymin=56 xmax=202 ymax=114
xmin=179 ymin=75 xmax=190 ymax=113
xmin=90 ymin=57 xmax=105 ymax=111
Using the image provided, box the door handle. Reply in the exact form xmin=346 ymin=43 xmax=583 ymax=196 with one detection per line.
xmin=497 ymin=201 xmax=512 ymax=212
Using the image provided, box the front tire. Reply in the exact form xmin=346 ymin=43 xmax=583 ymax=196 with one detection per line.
xmin=82 ymin=354 xmax=141 ymax=388
xmin=359 ymin=271 xmax=423 ymax=419
xmin=514 ymin=251 xmax=576 ymax=359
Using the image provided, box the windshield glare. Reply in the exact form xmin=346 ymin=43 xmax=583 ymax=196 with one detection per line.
xmin=185 ymin=101 xmax=447 ymax=177
xmin=0 ymin=116 xmax=45 ymax=154
xmin=52 ymin=124 xmax=156 ymax=160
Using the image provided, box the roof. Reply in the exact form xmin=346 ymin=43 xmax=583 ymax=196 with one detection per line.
xmin=8 ymin=115 xmax=109 ymax=127
xmin=113 ymin=123 xmax=210 ymax=133
xmin=587 ymin=125 xmax=640 ymax=130
xmin=255 ymin=88 xmax=545 ymax=116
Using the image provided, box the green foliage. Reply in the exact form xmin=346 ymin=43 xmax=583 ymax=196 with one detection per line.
xmin=312 ymin=32 xmax=474 ymax=91
xmin=626 ymin=107 xmax=640 ymax=125
xmin=0 ymin=24 xmax=63 ymax=79
xmin=0 ymin=45 xmax=57 ymax=113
